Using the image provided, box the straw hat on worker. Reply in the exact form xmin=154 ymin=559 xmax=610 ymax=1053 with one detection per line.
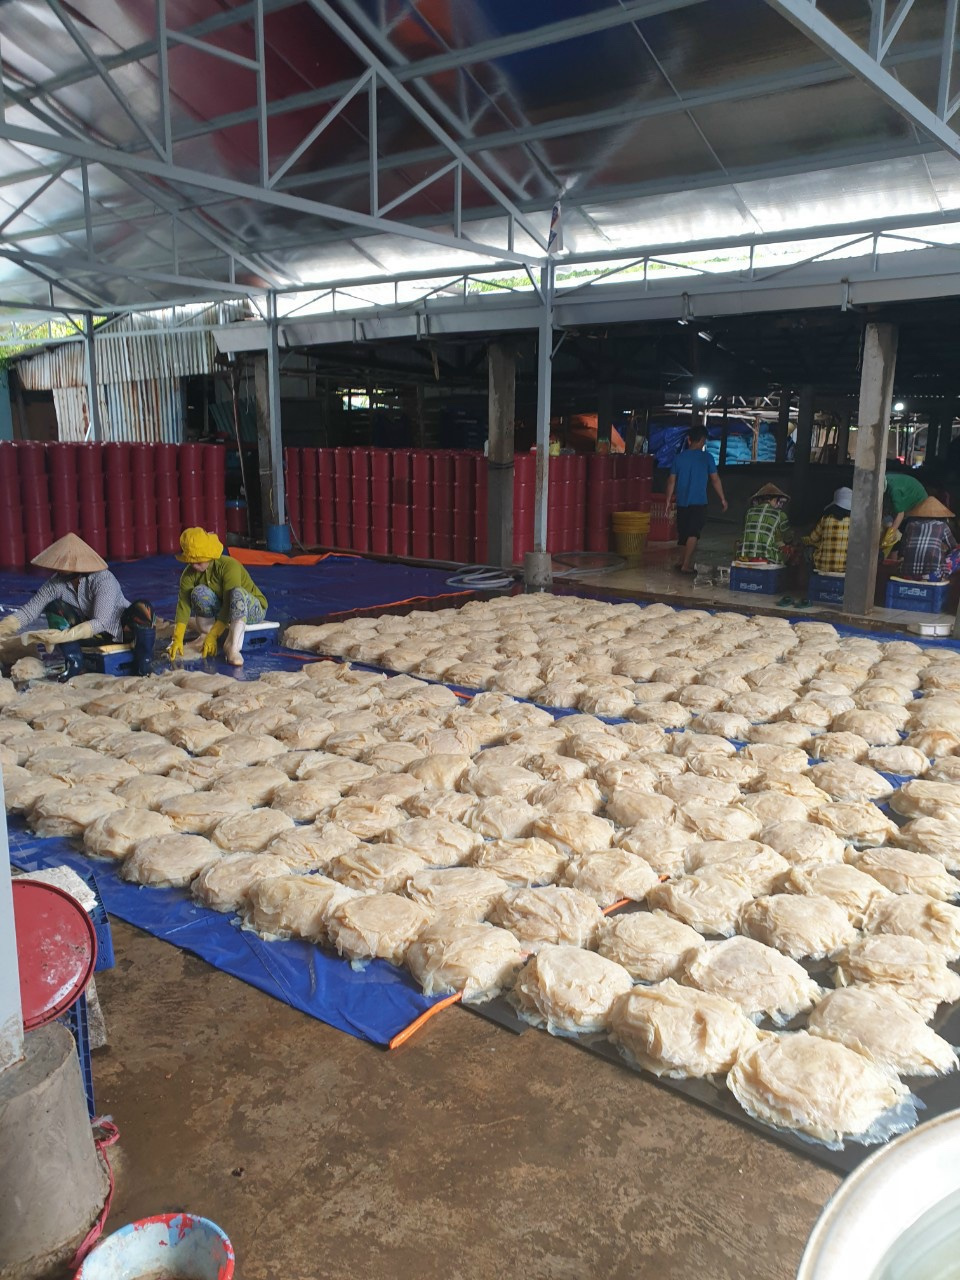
xmin=0 ymin=533 xmax=156 ymax=678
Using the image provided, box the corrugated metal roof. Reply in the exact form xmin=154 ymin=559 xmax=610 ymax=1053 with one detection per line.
xmin=0 ymin=0 xmax=956 ymax=312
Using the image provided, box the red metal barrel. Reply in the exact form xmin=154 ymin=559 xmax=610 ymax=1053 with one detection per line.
xmin=133 ymin=526 xmax=158 ymax=557
xmin=284 ymin=447 xmax=302 ymax=541
xmin=0 ymin=443 xmax=19 ymax=506
xmin=392 ymin=502 xmax=411 ymax=558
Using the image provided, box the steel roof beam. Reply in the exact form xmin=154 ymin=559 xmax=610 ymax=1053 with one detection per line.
xmin=8 ymin=34 xmax=938 ymax=196
xmin=17 ymin=0 xmax=303 ymax=102
xmin=0 ymin=121 xmax=545 ymax=268
xmin=303 ymin=0 xmax=548 ymax=248
xmin=764 ymin=0 xmax=960 ymax=158
xmin=0 ymin=245 xmax=267 ymax=295
xmin=387 ymin=0 xmax=708 ymax=79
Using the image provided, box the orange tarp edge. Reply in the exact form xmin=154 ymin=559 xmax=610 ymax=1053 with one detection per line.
xmin=228 ymin=548 xmax=359 ymax=567
xmin=388 ymin=992 xmax=462 ymax=1050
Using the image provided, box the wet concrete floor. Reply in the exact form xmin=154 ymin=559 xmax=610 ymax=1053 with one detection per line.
xmin=94 ymin=922 xmax=839 ymax=1280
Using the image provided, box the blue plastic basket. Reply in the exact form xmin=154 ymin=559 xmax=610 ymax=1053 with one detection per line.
xmin=808 ymin=571 xmax=845 ymax=604
xmin=729 ymin=562 xmax=786 ymax=595
xmin=884 ymin=576 xmax=950 ymax=614
xmin=59 ymin=992 xmax=95 ymax=1118
xmin=85 ymin=869 xmax=115 ymax=972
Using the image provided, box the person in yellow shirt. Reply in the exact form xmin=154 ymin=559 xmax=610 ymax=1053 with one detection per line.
xmin=167 ymin=528 xmax=267 ymax=667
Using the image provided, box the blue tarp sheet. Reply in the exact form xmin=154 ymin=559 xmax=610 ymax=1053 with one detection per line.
xmin=0 ymin=553 xmax=470 ymax=626
xmin=7 ymin=817 xmax=443 ymax=1046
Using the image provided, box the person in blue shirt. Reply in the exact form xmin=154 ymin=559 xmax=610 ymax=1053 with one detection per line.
xmin=664 ymin=424 xmax=728 ymax=574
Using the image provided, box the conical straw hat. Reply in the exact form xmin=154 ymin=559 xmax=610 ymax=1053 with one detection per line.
xmin=751 ymin=482 xmax=789 ymax=500
xmin=30 ymin=533 xmax=108 ymax=574
xmin=908 ymin=496 xmax=954 ymax=519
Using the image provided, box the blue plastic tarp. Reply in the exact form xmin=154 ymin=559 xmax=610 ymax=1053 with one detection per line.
xmin=7 ymin=818 xmax=445 ymax=1046
xmin=0 ymin=553 xmax=470 ymax=627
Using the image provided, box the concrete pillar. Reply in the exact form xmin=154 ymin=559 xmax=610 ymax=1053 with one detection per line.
xmin=0 ymin=781 xmax=22 ymax=1075
xmin=837 ymin=410 xmax=851 ymax=464
xmin=793 ymin=384 xmax=815 ymax=503
xmin=843 ymin=323 xmax=898 ymax=616
xmin=486 ymin=342 xmax=515 ymax=569
xmin=528 ymin=264 xmax=554 ymax=590
xmin=253 ymin=295 xmax=286 ymax=535
xmin=82 ymin=313 xmax=104 ymax=443
xmin=776 ymin=390 xmax=791 ymax=463
xmin=0 ymin=1024 xmax=108 ymax=1278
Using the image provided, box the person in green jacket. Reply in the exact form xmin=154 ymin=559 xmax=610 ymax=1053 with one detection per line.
xmin=885 ymin=471 xmax=927 ymax=534
xmin=167 ymin=527 xmax=267 ymax=667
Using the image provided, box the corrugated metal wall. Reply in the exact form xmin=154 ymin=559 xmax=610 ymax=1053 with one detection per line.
xmin=17 ymin=303 xmax=247 ymax=442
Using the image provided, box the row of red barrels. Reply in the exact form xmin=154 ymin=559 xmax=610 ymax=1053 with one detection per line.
xmin=0 ymin=442 xmax=227 ymax=568
xmin=284 ymin=448 xmax=662 ymax=562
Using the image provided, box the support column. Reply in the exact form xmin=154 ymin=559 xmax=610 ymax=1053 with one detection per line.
xmin=253 ymin=294 xmax=286 ymax=538
xmin=926 ymin=411 xmax=941 ymax=465
xmin=486 ymin=342 xmax=515 ymax=569
xmin=775 ymin=389 xmax=791 ymax=463
xmin=597 ymin=382 xmax=613 ymax=452
xmin=837 ymin=410 xmax=851 ymax=464
xmin=83 ymin=312 xmax=104 ymax=442
xmin=0 ymin=778 xmax=22 ymax=1073
xmin=939 ymin=401 xmax=955 ymax=460
xmin=793 ymin=384 xmax=815 ymax=503
xmin=527 ymin=264 xmax=554 ymax=590
xmin=719 ymin=398 xmax=729 ymax=467
xmin=843 ymin=323 xmax=898 ymax=617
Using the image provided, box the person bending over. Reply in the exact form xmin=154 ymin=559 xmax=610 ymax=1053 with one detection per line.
xmin=0 ymin=533 xmax=154 ymax=679
xmin=167 ymin=527 xmax=267 ymax=668
xmin=664 ymin=424 xmax=727 ymax=575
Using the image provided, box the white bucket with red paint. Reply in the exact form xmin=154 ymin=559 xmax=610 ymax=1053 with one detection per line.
xmin=75 ymin=1212 xmax=234 ymax=1280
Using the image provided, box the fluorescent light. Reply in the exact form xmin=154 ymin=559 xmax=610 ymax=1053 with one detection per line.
xmin=893 ymin=401 xmax=905 ymax=412
xmin=695 ymin=385 xmax=710 ymax=401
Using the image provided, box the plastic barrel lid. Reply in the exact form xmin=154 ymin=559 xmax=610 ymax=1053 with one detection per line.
xmin=13 ymin=880 xmax=97 ymax=1029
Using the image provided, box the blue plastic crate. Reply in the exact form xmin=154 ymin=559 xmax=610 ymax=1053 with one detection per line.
xmin=729 ymin=562 xmax=786 ymax=595
xmin=84 ymin=868 xmax=115 ymax=972
xmin=808 ymin=571 xmax=845 ymax=604
xmin=82 ymin=644 xmax=137 ymax=675
xmin=59 ymin=992 xmax=95 ymax=1118
xmin=884 ymin=576 xmax=950 ymax=614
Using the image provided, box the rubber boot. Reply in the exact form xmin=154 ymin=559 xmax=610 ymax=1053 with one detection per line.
xmin=132 ymin=625 xmax=155 ymax=677
xmin=57 ymin=640 xmax=85 ymax=683
xmin=186 ymin=615 xmax=213 ymax=653
xmin=224 ymin=618 xmax=245 ymax=667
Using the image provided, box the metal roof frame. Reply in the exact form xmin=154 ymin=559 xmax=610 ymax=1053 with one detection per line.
xmin=0 ymin=1 xmax=958 ymax=316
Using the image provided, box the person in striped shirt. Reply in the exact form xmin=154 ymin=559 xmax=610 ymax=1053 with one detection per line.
xmin=0 ymin=533 xmax=155 ymax=679
xmin=737 ymin=483 xmax=794 ymax=564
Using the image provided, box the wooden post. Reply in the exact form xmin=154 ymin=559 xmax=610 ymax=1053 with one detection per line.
xmin=843 ymin=323 xmax=898 ymax=616
xmin=486 ymin=342 xmax=516 ymax=568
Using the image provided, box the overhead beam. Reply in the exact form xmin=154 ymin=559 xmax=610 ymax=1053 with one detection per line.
xmin=0 ymin=121 xmax=545 ymax=268
xmin=303 ymin=0 xmax=548 ymax=249
xmin=763 ymin=0 xmax=960 ymax=158
xmin=389 ymin=0 xmax=706 ymax=79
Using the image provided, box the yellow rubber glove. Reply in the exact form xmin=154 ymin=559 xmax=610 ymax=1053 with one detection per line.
xmin=167 ymin=622 xmax=187 ymax=661
xmin=201 ymin=620 xmax=227 ymax=659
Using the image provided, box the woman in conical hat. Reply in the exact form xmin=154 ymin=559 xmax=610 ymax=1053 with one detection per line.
xmin=0 ymin=533 xmax=155 ymax=679
xmin=738 ymin=482 xmax=794 ymax=565
xmin=898 ymin=496 xmax=960 ymax=582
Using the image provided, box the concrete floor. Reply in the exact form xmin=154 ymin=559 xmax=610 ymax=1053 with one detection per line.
xmin=93 ymin=922 xmax=839 ymax=1280
xmin=564 ymin=525 xmax=955 ymax=632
